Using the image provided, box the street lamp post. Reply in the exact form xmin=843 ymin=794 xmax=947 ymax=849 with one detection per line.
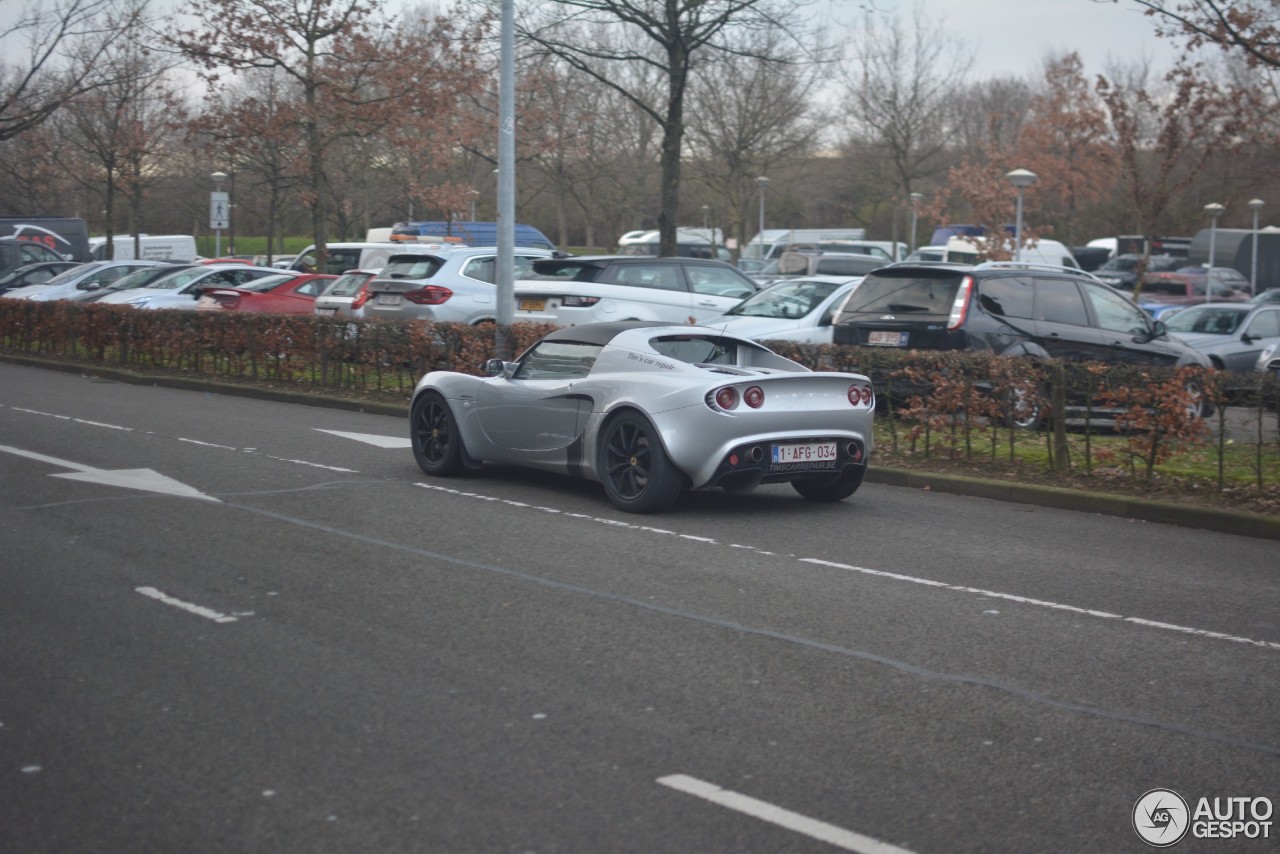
xmin=1205 ymin=202 xmax=1225 ymax=303
xmin=1005 ymin=169 xmax=1037 ymax=262
xmin=756 ymin=176 xmax=769 ymax=257
xmin=1249 ymin=198 xmax=1264 ymax=296
xmin=908 ymin=191 xmax=924 ymax=259
xmin=210 ymin=171 xmax=229 ymax=257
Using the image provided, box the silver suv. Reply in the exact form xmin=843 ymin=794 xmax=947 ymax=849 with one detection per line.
xmin=361 ymin=247 xmax=555 ymax=324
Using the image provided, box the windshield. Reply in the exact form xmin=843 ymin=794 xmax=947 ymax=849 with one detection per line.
xmin=1164 ymin=306 xmax=1248 ymax=335
xmin=726 ymin=280 xmax=842 ymax=318
xmin=107 ymin=265 xmax=193 ymax=292
xmin=840 ymin=272 xmax=962 ymax=315
xmin=43 ymin=262 xmax=105 ymax=285
xmin=146 ymin=268 xmax=213 ymax=290
xmin=1100 ymin=255 xmax=1140 ymax=273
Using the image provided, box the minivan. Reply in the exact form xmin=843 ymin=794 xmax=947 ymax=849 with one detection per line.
xmin=89 ymin=234 xmax=198 ymax=262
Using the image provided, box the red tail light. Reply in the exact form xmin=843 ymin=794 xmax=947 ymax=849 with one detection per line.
xmin=404 ymin=285 xmax=453 ymax=305
xmin=848 ymin=383 xmax=874 ymax=407
xmin=861 ymin=386 xmax=873 ymax=406
xmin=351 ymin=285 xmax=372 ymax=309
xmin=714 ymin=387 xmax=738 ymax=410
xmin=744 ymin=386 xmax=764 ymax=408
xmin=947 ymin=275 xmax=973 ymax=330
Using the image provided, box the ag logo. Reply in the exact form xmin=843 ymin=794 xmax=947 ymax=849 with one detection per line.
xmin=1133 ymin=788 xmax=1190 ymax=847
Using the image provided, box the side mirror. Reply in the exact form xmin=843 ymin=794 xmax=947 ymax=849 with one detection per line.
xmin=1150 ymin=319 xmax=1168 ymax=340
xmin=484 ymin=358 xmax=516 ymax=378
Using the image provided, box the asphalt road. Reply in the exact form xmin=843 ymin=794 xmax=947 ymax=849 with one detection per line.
xmin=1 ymin=362 xmax=1276 ymax=853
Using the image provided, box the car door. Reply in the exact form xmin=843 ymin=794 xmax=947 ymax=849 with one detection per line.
xmin=597 ymin=262 xmax=695 ymax=322
xmin=476 ymin=340 xmax=601 ymax=453
xmin=1081 ymin=281 xmax=1179 ymax=366
xmin=683 ymin=264 xmax=758 ymax=322
xmin=1232 ymin=308 xmax=1280 ymax=372
xmin=1030 ymin=277 xmax=1112 ymax=362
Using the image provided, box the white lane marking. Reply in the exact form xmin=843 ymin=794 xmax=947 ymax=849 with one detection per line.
xmin=4 ymin=405 xmax=360 ymax=475
xmin=413 ymin=482 xmax=1280 ymax=652
xmin=136 ymin=587 xmax=239 ymax=623
xmin=0 ymin=443 xmax=220 ymax=502
xmin=657 ymin=775 xmax=915 ymax=854
xmin=315 ymin=429 xmax=412 ymax=449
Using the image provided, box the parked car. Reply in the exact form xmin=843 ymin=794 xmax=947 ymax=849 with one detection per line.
xmin=1163 ymin=302 xmax=1280 ymax=373
xmin=715 ymin=276 xmax=862 ymax=345
xmin=0 ymin=261 xmax=80 ymax=295
xmin=831 ymin=260 xmax=1212 ymax=424
xmin=1140 ymin=266 xmax=1251 ymax=310
xmin=95 ymin=264 xmax=282 ymax=309
xmin=1250 ymin=288 xmax=1280 ymax=305
xmin=513 ymin=256 xmax=760 ymax=326
xmin=750 ymin=251 xmax=887 ymax=285
xmin=313 ymin=269 xmax=380 ymax=319
xmin=409 ymin=320 xmax=875 ymax=513
xmin=0 ymin=260 xmax=168 ymax=301
xmin=1255 ymin=342 xmax=1280 ymax=378
xmin=361 ymin=246 xmax=556 ymax=325
xmin=195 ymin=272 xmax=336 ymax=314
xmin=66 ymin=263 xmax=198 ymax=303
xmin=1091 ymin=253 xmax=1181 ymax=290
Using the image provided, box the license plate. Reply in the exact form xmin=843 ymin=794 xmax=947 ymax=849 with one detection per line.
xmin=867 ymin=330 xmax=907 ymax=346
xmin=518 ymin=298 xmax=545 ymax=311
xmin=377 ymin=293 xmax=401 ymax=306
xmin=771 ymin=442 xmax=838 ymax=466
xmin=316 ymin=307 xmax=337 ymax=315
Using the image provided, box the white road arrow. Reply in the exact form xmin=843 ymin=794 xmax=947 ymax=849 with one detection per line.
xmin=0 ymin=444 xmax=220 ymax=502
xmin=315 ymin=429 xmax=412 ymax=449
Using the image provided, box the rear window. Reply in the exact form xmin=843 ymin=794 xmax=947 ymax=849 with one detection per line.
xmin=529 ymin=260 xmax=604 ymax=281
xmin=838 ymin=271 xmax=964 ymax=318
xmin=381 ymin=256 xmax=446 ymax=279
xmin=324 ymin=271 xmax=374 ymax=296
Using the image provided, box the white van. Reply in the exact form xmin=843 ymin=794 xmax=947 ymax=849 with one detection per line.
xmin=906 ymin=237 xmax=1079 ymax=268
xmin=290 ymin=241 xmax=446 ymax=275
xmin=89 ymin=234 xmax=198 ymax=262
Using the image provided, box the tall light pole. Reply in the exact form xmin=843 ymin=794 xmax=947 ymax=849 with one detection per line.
xmin=908 ymin=191 xmax=924 ymax=259
xmin=1249 ymin=198 xmax=1264 ymax=296
xmin=210 ymin=171 xmax=229 ymax=258
xmin=756 ymin=176 xmax=769 ymax=257
xmin=1205 ymin=202 xmax=1225 ymax=303
xmin=1005 ymin=169 xmax=1037 ymax=263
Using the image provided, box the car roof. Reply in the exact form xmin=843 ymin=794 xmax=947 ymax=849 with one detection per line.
xmin=540 ymin=320 xmax=671 ymax=345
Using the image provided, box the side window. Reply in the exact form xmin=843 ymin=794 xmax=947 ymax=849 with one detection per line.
xmin=1084 ymin=283 xmax=1149 ymax=334
xmin=296 ymin=278 xmax=327 ymax=296
xmin=685 ymin=265 xmax=756 ymax=297
xmin=461 ymin=257 xmax=496 ymax=283
xmin=1034 ymin=278 xmax=1090 ymax=327
xmin=514 ymin=341 xmax=603 ymax=379
xmin=606 ymin=264 xmax=683 ymax=291
xmin=978 ymin=276 xmax=1034 ymax=319
xmin=1246 ymin=310 xmax=1280 ymax=338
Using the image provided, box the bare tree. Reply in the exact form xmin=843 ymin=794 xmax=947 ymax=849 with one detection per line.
xmin=171 ymin=0 xmax=484 ymax=268
xmin=518 ymin=0 xmax=816 ymax=256
xmin=1129 ymin=0 xmax=1280 ymax=69
xmin=0 ymin=0 xmax=145 ymax=141
xmin=842 ymin=2 xmax=971 ymax=203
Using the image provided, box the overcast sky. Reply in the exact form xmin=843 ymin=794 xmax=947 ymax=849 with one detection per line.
xmin=826 ymin=0 xmax=1187 ymax=81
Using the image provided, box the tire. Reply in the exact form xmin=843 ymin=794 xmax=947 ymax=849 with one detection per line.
xmin=1183 ymin=380 xmax=1210 ymax=420
xmin=597 ymin=411 xmax=685 ymax=513
xmin=1002 ymin=382 xmax=1045 ymax=431
xmin=410 ymin=391 xmax=465 ymax=476
xmin=791 ymin=466 xmax=865 ymax=502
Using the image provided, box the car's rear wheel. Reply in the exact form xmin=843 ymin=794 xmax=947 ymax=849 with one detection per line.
xmin=411 ymin=391 xmax=465 ymax=476
xmin=598 ymin=412 xmax=685 ymax=513
xmin=791 ymin=467 xmax=865 ymax=502
xmin=1002 ymin=381 xmax=1045 ymax=431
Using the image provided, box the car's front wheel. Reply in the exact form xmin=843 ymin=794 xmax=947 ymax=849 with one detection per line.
xmin=598 ymin=412 xmax=685 ymax=513
xmin=791 ymin=467 xmax=865 ymax=502
xmin=411 ymin=391 xmax=465 ymax=476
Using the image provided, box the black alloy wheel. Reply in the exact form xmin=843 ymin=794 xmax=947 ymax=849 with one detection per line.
xmin=598 ymin=412 xmax=685 ymax=513
xmin=410 ymin=391 xmax=464 ymax=476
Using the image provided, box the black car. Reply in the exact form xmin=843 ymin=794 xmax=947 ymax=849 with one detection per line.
xmin=832 ymin=261 xmax=1212 ymax=422
xmin=0 ymin=261 xmax=80 ymax=295
xmin=1091 ymin=253 xmax=1181 ymax=290
xmin=834 ymin=260 xmax=1207 ymax=366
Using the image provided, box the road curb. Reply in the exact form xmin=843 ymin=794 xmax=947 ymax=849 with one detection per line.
xmin=4 ymin=353 xmax=1278 ymax=540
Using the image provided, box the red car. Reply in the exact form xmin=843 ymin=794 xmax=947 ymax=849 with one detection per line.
xmin=197 ymin=272 xmax=336 ymax=314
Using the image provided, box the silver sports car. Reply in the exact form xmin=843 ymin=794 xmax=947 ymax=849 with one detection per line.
xmin=408 ymin=321 xmax=875 ymax=513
